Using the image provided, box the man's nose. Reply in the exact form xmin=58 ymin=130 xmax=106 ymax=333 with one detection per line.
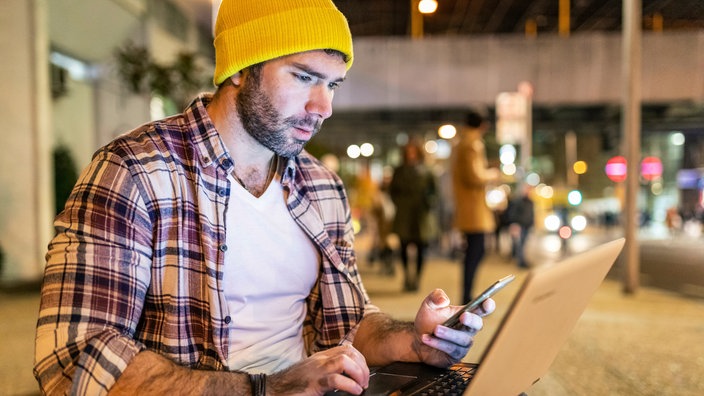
xmin=306 ymin=85 xmax=334 ymax=120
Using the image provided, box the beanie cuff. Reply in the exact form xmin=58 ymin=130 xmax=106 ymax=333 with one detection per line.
xmin=213 ymin=7 xmax=353 ymax=86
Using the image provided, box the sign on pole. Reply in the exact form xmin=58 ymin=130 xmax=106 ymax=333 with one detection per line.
xmin=496 ymin=82 xmax=533 ymax=171
xmin=495 ymin=92 xmax=527 ymax=145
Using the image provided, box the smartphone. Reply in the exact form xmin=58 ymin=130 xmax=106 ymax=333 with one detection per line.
xmin=443 ymin=274 xmax=515 ymax=328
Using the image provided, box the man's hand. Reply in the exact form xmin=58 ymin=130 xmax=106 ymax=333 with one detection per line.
xmin=110 ymin=346 xmax=369 ymax=396
xmin=269 ymin=344 xmax=370 ymax=395
xmin=412 ymin=289 xmax=496 ymax=367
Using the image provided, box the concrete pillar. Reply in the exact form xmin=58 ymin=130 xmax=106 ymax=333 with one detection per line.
xmin=622 ymin=0 xmax=642 ymax=294
xmin=0 ymin=0 xmax=54 ymax=283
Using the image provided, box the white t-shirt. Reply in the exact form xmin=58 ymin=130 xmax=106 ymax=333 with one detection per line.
xmin=223 ymin=172 xmax=320 ymax=373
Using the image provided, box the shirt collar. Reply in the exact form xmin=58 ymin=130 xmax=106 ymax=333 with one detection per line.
xmin=183 ymin=93 xmax=234 ymax=173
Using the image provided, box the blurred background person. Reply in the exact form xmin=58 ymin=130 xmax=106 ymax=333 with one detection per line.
xmin=368 ymin=166 xmax=396 ymax=276
xmin=665 ymin=206 xmax=682 ymax=237
xmin=389 ymin=140 xmax=438 ymax=292
xmin=491 ymin=196 xmax=510 ymax=258
xmin=503 ymin=184 xmax=535 ymax=268
xmin=435 ymin=161 xmax=463 ymax=260
xmin=351 ymin=163 xmax=377 ymax=234
xmin=451 ymin=110 xmax=499 ymax=302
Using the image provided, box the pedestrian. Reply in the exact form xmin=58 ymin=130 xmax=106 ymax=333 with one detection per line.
xmin=33 ymin=1 xmax=495 ymax=395
xmin=369 ymin=168 xmax=396 ymax=276
xmin=665 ymin=206 xmax=682 ymax=236
xmin=504 ymin=184 xmax=535 ymax=268
xmin=451 ymin=110 xmax=499 ymax=302
xmin=389 ymin=141 xmax=438 ymax=291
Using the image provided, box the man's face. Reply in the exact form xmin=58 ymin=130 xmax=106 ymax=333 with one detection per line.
xmin=236 ymin=50 xmax=347 ymax=158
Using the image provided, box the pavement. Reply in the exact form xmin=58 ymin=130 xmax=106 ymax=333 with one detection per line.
xmin=1 ymin=230 xmax=703 ymax=395
xmin=359 ymin=231 xmax=704 ymax=396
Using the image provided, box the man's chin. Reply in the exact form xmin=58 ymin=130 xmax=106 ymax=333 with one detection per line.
xmin=275 ymin=142 xmax=306 ymax=158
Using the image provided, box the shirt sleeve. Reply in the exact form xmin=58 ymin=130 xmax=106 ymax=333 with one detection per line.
xmin=34 ymin=149 xmax=154 ymax=395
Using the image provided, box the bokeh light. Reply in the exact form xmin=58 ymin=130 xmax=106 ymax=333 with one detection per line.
xmin=499 ymin=144 xmax=517 ymax=165
xmin=544 ymin=214 xmax=561 ymax=232
xmin=424 ymin=140 xmax=438 ymax=154
xmin=568 ymin=190 xmax=583 ymax=206
xmin=537 ymin=184 xmax=554 ymax=199
xmin=558 ymin=225 xmax=573 ymax=239
xmin=573 ymin=160 xmax=588 ymax=175
xmin=347 ymin=144 xmax=361 ymax=159
xmin=670 ymin=132 xmax=685 ymax=146
xmin=502 ymin=163 xmax=517 ymax=176
xmin=571 ymin=215 xmax=587 ymax=231
xmin=526 ymin=172 xmax=540 ymax=186
xmin=360 ymin=143 xmax=374 ymax=157
xmin=438 ymin=124 xmax=457 ymax=139
xmin=418 ymin=0 xmax=438 ymax=13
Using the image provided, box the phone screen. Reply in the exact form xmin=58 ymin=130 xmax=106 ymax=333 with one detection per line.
xmin=443 ymin=274 xmax=515 ymax=328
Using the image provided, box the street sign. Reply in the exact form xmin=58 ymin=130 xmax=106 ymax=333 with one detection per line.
xmin=496 ymin=92 xmax=528 ymax=145
xmin=640 ymin=156 xmax=662 ymax=181
xmin=605 ymin=156 xmax=627 ymax=182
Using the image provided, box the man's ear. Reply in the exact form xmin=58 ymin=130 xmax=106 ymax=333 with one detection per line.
xmin=229 ymin=72 xmax=243 ymax=87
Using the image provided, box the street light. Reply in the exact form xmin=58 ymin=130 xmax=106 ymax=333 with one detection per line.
xmin=411 ymin=0 xmax=438 ymax=38
xmin=418 ymin=0 xmax=438 ymax=14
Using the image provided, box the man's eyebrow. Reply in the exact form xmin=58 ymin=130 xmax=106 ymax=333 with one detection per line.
xmin=291 ymin=62 xmax=346 ymax=84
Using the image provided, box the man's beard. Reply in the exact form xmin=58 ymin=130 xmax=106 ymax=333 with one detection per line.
xmin=236 ymin=74 xmax=322 ymax=158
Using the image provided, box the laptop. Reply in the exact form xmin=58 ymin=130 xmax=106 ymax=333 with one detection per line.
xmin=330 ymin=238 xmax=625 ymax=396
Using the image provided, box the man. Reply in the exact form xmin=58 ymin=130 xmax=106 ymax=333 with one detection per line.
xmin=34 ymin=1 xmax=494 ymax=395
xmin=451 ymin=110 xmax=499 ymax=302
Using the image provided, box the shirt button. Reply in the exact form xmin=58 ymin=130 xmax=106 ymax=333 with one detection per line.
xmin=203 ymin=157 xmax=210 ymax=164
xmin=221 ymin=159 xmax=232 ymax=168
xmin=218 ymin=188 xmax=227 ymax=196
xmin=219 ymin=244 xmax=228 ymax=252
xmin=224 ymin=316 xmax=231 ymax=324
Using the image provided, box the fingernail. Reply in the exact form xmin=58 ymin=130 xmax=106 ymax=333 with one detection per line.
xmin=435 ymin=326 xmax=446 ymax=337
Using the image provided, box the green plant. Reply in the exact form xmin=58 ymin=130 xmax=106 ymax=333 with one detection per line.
xmin=53 ymin=144 xmax=79 ymax=215
xmin=115 ymin=42 xmax=151 ymax=93
xmin=115 ymin=42 xmax=208 ymax=108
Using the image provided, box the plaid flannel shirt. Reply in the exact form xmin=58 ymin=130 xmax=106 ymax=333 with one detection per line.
xmin=34 ymin=94 xmax=377 ymax=395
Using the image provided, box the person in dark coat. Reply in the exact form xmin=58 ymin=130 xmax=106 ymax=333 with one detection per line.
xmin=504 ymin=184 xmax=535 ymax=268
xmin=389 ymin=141 xmax=437 ymax=291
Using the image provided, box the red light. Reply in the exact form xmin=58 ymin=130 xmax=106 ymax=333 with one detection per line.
xmin=605 ymin=156 xmax=627 ymax=183
xmin=641 ymin=156 xmax=663 ymax=181
xmin=558 ymin=226 xmax=572 ymax=239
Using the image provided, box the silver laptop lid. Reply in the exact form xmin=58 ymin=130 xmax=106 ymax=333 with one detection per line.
xmin=465 ymin=238 xmax=625 ymax=396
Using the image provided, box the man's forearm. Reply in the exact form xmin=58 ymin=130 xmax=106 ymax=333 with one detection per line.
xmin=109 ymin=350 xmax=250 ymax=396
xmin=352 ymin=312 xmax=420 ymax=366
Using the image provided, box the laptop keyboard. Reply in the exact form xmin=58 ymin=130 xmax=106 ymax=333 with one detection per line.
xmin=404 ymin=364 xmax=477 ymax=395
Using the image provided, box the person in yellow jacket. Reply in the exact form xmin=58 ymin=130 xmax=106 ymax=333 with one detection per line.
xmin=451 ymin=110 xmax=499 ymax=302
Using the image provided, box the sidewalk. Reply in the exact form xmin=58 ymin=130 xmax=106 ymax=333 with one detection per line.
xmin=0 ymin=288 xmax=39 ymax=396
xmin=359 ymin=247 xmax=704 ymax=395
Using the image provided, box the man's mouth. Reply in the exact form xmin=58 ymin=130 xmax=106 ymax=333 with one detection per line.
xmin=293 ymin=120 xmax=320 ymax=135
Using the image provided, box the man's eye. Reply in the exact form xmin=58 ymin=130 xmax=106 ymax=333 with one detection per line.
xmin=329 ymin=82 xmax=340 ymax=90
xmin=295 ymin=73 xmax=312 ymax=82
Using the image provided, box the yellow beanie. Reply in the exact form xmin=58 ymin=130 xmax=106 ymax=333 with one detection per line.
xmin=213 ymin=0 xmax=354 ymax=86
